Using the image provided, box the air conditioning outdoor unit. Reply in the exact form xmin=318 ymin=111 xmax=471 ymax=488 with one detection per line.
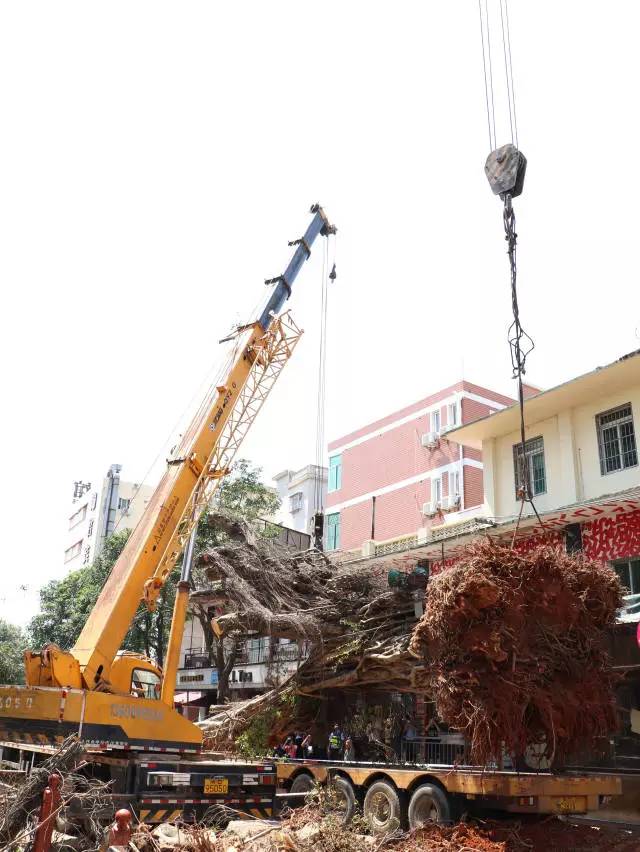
xmin=421 ymin=432 xmax=439 ymax=449
xmin=422 ymin=502 xmax=434 ymax=516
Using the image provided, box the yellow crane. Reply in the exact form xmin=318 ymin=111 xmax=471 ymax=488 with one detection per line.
xmin=0 ymin=204 xmax=335 ymax=753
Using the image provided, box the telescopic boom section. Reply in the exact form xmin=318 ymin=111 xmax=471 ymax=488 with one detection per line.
xmin=70 ymin=205 xmax=335 ymax=692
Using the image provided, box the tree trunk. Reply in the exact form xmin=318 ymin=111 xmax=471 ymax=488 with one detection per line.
xmin=216 ymin=637 xmax=238 ymax=703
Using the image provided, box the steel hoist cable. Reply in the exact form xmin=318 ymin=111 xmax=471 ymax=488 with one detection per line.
xmin=479 ymin=3 xmax=544 ymax=543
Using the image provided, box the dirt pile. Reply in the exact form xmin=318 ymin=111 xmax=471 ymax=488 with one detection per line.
xmin=410 ymin=538 xmax=623 ymax=765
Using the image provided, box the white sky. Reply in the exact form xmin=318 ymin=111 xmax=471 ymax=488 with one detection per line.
xmin=1 ymin=1 xmax=639 ymax=626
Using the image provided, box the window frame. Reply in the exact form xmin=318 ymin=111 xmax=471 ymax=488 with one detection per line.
xmin=432 ymin=476 xmax=443 ymax=507
xmin=289 ymin=491 xmax=304 ymax=513
xmin=448 ymin=401 xmax=459 ymax=427
xmin=328 ymin=454 xmax=342 ymax=493
xmin=612 ymin=557 xmax=640 ymax=596
xmin=326 ymin=512 xmax=341 ymax=551
xmin=596 ymin=403 xmax=638 ymax=476
xmin=512 ymin=435 xmax=547 ymax=497
xmin=431 ymin=409 xmax=441 ymax=434
xmin=130 ymin=667 xmax=161 ymax=700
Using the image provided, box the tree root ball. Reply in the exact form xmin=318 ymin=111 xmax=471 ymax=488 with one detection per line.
xmin=409 ymin=538 xmax=623 ymax=766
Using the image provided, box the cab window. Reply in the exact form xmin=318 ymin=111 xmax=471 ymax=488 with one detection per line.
xmin=130 ymin=668 xmax=161 ymax=700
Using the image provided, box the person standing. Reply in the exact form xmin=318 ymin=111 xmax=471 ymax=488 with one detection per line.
xmin=328 ymin=724 xmax=344 ymax=761
xmin=344 ymin=736 xmax=356 ymax=762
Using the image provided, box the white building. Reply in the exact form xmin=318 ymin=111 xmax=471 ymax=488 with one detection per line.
xmin=176 ymin=593 xmax=307 ymax=720
xmin=63 ymin=464 xmax=155 ymax=570
xmin=273 ymin=465 xmax=327 ymax=535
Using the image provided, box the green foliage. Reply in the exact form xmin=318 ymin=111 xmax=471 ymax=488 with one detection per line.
xmin=27 ymin=458 xmax=276 ymax=671
xmin=0 ymin=620 xmax=26 ymax=684
xmin=28 ymin=529 xmax=177 ymax=664
xmin=235 ymin=708 xmax=279 ymax=758
xmin=216 ymin=459 xmax=280 ymax=522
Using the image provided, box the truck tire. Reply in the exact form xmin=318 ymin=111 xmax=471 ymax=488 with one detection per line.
xmin=407 ymin=784 xmax=452 ymax=828
xmin=363 ymin=780 xmax=402 ymax=835
xmin=290 ymin=773 xmax=315 ymax=794
xmin=330 ymin=776 xmax=356 ymax=825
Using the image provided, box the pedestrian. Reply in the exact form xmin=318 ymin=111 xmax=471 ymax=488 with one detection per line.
xmin=328 ymin=724 xmax=344 ymax=761
xmin=301 ymin=732 xmax=313 ymax=757
xmin=344 ymin=736 xmax=356 ymax=762
xmin=294 ymin=733 xmax=304 ymax=759
xmin=283 ymin=737 xmax=297 ymax=759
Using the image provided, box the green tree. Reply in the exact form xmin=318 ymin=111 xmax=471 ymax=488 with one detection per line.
xmin=189 ymin=459 xmax=281 ymax=702
xmin=27 ymin=458 xmax=277 ymax=695
xmin=0 ymin=619 xmax=27 ymax=684
xmin=28 ymin=529 xmax=177 ymax=665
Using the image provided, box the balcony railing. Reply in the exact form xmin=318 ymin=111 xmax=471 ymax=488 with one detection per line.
xmin=182 ymin=641 xmax=309 ymax=670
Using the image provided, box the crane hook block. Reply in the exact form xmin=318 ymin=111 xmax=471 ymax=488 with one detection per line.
xmin=485 ymin=143 xmax=527 ymax=199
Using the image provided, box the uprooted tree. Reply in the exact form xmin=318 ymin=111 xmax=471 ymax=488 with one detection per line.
xmin=198 ymin=520 xmax=623 ymax=766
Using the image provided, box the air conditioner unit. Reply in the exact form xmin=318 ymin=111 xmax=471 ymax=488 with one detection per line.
xmin=422 ymin=501 xmax=435 ymax=516
xmin=421 ymin=432 xmax=439 ymax=449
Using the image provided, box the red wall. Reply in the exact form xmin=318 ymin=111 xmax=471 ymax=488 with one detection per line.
xmin=326 ymin=383 xmax=513 ymax=552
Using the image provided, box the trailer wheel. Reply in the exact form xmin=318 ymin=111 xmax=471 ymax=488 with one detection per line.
xmin=330 ymin=776 xmax=356 ymax=825
xmin=407 ymin=784 xmax=452 ymax=828
xmin=290 ymin=773 xmax=316 ymax=795
xmin=363 ymin=781 xmax=402 ymax=835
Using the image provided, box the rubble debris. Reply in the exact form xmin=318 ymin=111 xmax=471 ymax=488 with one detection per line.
xmin=0 ymin=736 xmax=113 ymax=852
xmin=410 ymin=538 xmax=623 ymax=764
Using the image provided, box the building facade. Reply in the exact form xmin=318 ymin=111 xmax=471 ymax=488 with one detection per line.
xmin=63 ymin=464 xmax=155 ymax=570
xmin=273 ymin=465 xmax=327 ymax=536
xmin=176 ymin=593 xmax=307 ymax=721
xmin=324 ymin=381 xmax=517 ymax=555
xmin=446 ymin=350 xmax=640 ymax=580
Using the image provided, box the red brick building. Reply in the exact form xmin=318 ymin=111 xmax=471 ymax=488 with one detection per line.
xmin=324 ymin=381 xmax=518 ymax=554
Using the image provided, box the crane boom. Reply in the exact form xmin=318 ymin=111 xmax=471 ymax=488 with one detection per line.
xmin=69 ymin=204 xmax=335 ymax=692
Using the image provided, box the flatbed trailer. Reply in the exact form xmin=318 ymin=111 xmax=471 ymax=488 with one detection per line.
xmin=276 ymin=759 xmax=622 ymax=833
xmin=0 ymin=740 xmax=277 ymax=825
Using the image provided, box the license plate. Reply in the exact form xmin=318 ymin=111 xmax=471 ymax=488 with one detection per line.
xmin=204 ymin=778 xmax=229 ymax=795
xmin=553 ymin=796 xmax=586 ymax=813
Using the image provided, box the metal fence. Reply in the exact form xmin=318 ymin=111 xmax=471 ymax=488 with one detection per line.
xmin=400 ymin=737 xmax=468 ymax=766
xmin=254 ymin=518 xmax=311 ymax=551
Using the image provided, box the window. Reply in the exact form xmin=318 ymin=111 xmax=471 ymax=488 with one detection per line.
xmin=290 ymin=492 xmax=304 ymax=513
xmin=180 ymin=673 xmax=205 ymax=683
xmin=432 ymin=476 xmax=442 ymax=507
xmin=612 ymin=558 xmax=640 ymax=595
xmin=118 ymin=497 xmax=131 ymax=513
xmin=87 ymin=519 xmax=94 ymax=538
xmin=449 ymin=468 xmax=461 ymax=497
xmin=68 ymin=504 xmax=87 ymax=530
xmin=448 ymin=401 xmax=459 ymax=427
xmin=596 ymin=404 xmax=638 ymax=475
xmin=130 ymin=668 xmax=161 ymax=700
xmin=64 ymin=540 xmax=82 ymax=563
xmin=328 ymin=455 xmax=342 ymax=492
xmin=513 ymin=436 xmax=546 ymax=496
xmin=431 ymin=410 xmax=441 ymax=434
xmin=91 ymin=492 xmax=97 ymax=510
xmin=326 ymin=512 xmax=341 ymax=550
